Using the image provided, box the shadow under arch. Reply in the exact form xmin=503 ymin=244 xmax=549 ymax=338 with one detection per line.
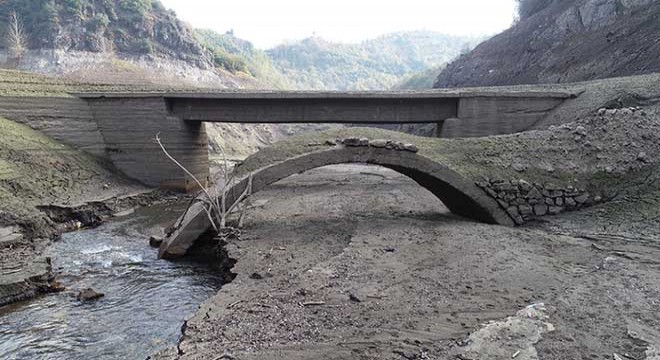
xmin=159 ymin=147 xmax=513 ymax=259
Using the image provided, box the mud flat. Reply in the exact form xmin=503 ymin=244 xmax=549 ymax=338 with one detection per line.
xmin=152 ymin=164 xmax=660 ymax=360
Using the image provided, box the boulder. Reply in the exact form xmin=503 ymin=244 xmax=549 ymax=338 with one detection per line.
xmin=370 ymin=139 xmax=388 ymax=148
xmin=77 ymin=288 xmax=104 ymax=301
xmin=149 ymin=236 xmax=164 ymax=248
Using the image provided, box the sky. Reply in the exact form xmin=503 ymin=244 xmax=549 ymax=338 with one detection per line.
xmin=158 ymin=0 xmax=518 ymax=49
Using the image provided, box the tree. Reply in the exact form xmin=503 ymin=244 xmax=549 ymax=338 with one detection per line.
xmin=6 ymin=10 xmax=27 ymax=61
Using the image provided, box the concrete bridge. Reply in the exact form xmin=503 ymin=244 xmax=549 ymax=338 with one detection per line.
xmin=77 ymin=89 xmax=574 ymax=191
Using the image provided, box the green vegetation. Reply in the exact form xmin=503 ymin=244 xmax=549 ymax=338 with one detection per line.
xmin=267 ymin=31 xmax=483 ymax=90
xmin=392 ymin=65 xmax=447 ymax=90
xmin=0 ymin=0 xmax=209 ymax=64
xmin=195 ymin=29 xmax=291 ymax=88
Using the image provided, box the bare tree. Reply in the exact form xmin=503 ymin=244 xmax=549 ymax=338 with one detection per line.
xmin=6 ymin=10 xmax=27 ymax=61
xmin=155 ymin=133 xmax=253 ymax=233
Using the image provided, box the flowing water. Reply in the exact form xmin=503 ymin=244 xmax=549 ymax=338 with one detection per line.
xmin=0 ymin=204 xmax=224 ymax=360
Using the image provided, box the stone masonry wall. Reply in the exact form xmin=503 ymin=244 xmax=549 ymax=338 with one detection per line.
xmin=476 ymin=178 xmax=606 ymax=225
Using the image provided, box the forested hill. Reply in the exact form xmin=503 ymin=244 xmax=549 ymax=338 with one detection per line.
xmin=434 ymin=0 xmax=660 ymax=88
xmin=0 ymin=0 xmax=213 ymax=68
xmin=267 ymin=31 xmax=480 ymax=90
xmin=0 ymin=1 xmax=482 ymax=90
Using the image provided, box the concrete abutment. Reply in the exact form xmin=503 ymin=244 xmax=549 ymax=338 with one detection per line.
xmin=86 ymin=97 xmax=210 ymax=191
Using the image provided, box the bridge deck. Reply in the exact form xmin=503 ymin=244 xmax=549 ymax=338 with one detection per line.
xmin=75 ymin=89 xmax=575 ymax=100
xmin=76 ymin=90 xmax=575 ymax=124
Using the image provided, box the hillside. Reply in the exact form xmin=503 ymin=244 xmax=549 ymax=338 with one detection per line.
xmin=392 ymin=64 xmax=447 ymax=90
xmin=0 ymin=0 xmax=211 ymax=67
xmin=268 ymin=31 xmax=480 ymax=90
xmin=194 ymin=29 xmax=292 ymax=89
xmin=434 ymin=0 xmax=660 ymax=88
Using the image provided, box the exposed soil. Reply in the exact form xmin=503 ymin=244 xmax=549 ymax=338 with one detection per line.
xmin=152 ymin=164 xmax=660 ymax=360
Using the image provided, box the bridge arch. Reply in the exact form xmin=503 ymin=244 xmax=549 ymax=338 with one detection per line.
xmin=159 ymin=146 xmax=513 ymax=259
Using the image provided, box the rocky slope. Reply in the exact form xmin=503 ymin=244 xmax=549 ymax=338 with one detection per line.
xmin=0 ymin=0 xmax=211 ymax=67
xmin=434 ymin=0 xmax=660 ymax=88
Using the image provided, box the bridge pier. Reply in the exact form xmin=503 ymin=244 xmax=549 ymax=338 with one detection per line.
xmin=87 ymin=97 xmax=209 ymax=191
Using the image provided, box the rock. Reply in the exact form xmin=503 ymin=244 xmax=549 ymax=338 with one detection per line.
xmin=565 ymin=197 xmax=577 ymax=207
xmin=486 ymin=188 xmax=498 ymax=198
xmin=0 ymin=233 xmax=24 ymax=249
xmin=342 ymin=137 xmax=361 ymax=146
xmin=506 ymin=206 xmax=520 ymax=219
xmin=550 ymin=190 xmax=564 ymax=198
xmin=77 ymin=288 xmax=104 ymax=301
xmin=597 ymin=108 xmax=607 ymax=115
xmin=544 ymin=197 xmax=554 ymax=206
xmin=637 ymin=152 xmax=648 ymax=162
xmin=574 ymin=125 xmax=586 ymax=136
xmin=370 ymin=139 xmax=388 ymax=148
xmin=548 ymin=206 xmax=564 ymax=215
xmin=504 ymin=194 xmax=517 ymax=202
xmin=518 ymin=205 xmax=533 ymax=216
xmin=349 ymin=293 xmax=362 ymax=303
xmin=518 ymin=179 xmax=533 ymax=192
xmin=359 ymin=138 xmax=369 ymax=146
xmin=403 ymin=144 xmax=419 ymax=153
xmin=47 ymin=281 xmax=66 ymax=293
xmin=575 ymin=194 xmax=589 ymax=204
xmin=324 ymin=140 xmax=337 ymax=146
xmin=249 ymin=272 xmax=264 ymax=280
xmin=512 ymin=163 xmax=527 ymax=172
xmin=533 ymin=204 xmax=548 ymax=216
xmin=149 ymin=236 xmax=164 ymax=248
xmin=555 ymin=197 xmax=564 ymax=206
xmin=594 ymin=196 xmax=603 ymax=202
xmin=526 ymin=187 xmax=542 ymax=199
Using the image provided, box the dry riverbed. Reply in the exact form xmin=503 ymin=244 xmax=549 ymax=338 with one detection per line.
xmin=152 ymin=164 xmax=660 ymax=360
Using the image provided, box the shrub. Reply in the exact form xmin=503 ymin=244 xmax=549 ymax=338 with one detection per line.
xmin=86 ymin=13 xmax=109 ymax=32
xmin=213 ymin=49 xmax=249 ymax=73
xmin=134 ymin=38 xmax=153 ymax=54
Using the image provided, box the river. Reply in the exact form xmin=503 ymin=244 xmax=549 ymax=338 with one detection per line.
xmin=0 ymin=203 xmax=224 ymax=360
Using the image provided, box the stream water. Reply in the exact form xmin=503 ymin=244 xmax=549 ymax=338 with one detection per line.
xmin=0 ymin=204 xmax=224 ymax=360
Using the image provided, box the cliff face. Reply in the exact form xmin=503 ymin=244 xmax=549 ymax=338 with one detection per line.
xmin=434 ymin=0 xmax=660 ymax=88
xmin=0 ymin=0 xmax=212 ymax=68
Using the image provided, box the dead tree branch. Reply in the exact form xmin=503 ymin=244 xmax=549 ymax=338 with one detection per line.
xmin=7 ymin=11 xmax=27 ymax=59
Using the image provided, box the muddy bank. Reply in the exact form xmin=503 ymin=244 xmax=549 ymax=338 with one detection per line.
xmin=153 ymin=165 xmax=660 ymax=360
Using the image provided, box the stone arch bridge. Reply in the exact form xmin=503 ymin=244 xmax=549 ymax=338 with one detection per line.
xmin=158 ymin=142 xmax=515 ymax=258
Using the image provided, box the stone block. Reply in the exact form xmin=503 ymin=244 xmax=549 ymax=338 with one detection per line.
xmin=533 ymin=204 xmax=548 ymax=216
